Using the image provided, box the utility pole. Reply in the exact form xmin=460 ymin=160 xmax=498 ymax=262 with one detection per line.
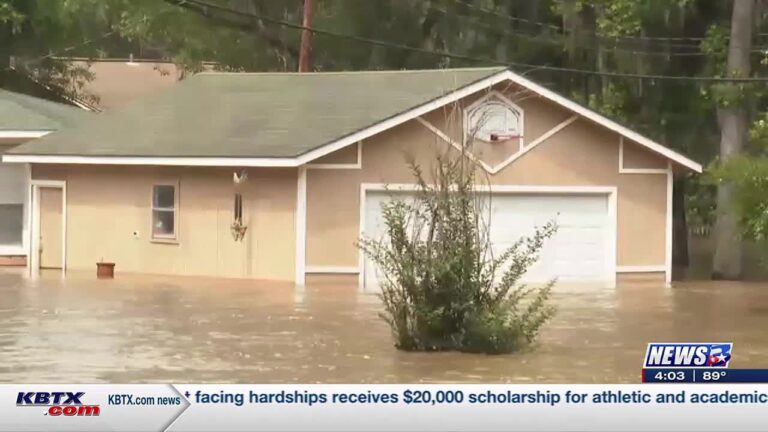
xmin=298 ymin=0 xmax=314 ymax=72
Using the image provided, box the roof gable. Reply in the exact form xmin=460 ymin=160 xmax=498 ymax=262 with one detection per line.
xmin=498 ymin=71 xmax=701 ymax=172
xmin=2 ymin=67 xmax=701 ymax=173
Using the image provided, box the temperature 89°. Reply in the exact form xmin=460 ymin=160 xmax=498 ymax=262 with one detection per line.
xmin=403 ymin=390 xmax=464 ymax=405
xmin=701 ymin=371 xmax=727 ymax=381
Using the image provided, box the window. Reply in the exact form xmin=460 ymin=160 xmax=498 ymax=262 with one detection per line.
xmin=0 ymin=204 xmax=23 ymax=246
xmin=151 ymin=184 xmax=177 ymax=240
xmin=466 ymin=97 xmax=522 ymax=143
xmin=0 ymin=162 xmax=26 ymax=248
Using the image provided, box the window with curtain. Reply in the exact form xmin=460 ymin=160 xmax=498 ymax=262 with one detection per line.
xmin=151 ymin=184 xmax=177 ymax=240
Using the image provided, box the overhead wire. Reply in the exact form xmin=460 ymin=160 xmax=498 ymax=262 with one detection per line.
xmin=417 ymin=1 xmax=743 ymax=58
xmin=169 ymin=0 xmax=768 ymax=82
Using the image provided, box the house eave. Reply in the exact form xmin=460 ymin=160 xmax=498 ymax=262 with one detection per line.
xmin=0 ymin=131 xmax=52 ymax=139
xmin=0 ymin=154 xmax=301 ymax=167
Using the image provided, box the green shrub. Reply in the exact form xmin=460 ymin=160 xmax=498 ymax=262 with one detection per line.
xmin=358 ymin=154 xmax=557 ymax=354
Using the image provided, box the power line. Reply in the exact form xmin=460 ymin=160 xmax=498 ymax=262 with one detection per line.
xmin=418 ymin=1 xmax=760 ymax=58
xmin=447 ymin=0 xmax=768 ymax=48
xmin=171 ymin=0 xmax=768 ymax=82
xmin=447 ymin=0 xmax=703 ymax=47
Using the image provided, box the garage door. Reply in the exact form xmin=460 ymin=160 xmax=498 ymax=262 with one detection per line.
xmin=362 ymin=190 xmax=612 ymax=291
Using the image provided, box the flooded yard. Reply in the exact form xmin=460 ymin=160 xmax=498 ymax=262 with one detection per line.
xmin=1 ymin=269 xmax=768 ymax=383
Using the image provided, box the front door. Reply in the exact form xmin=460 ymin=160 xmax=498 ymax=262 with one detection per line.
xmin=39 ymin=187 xmax=63 ymax=269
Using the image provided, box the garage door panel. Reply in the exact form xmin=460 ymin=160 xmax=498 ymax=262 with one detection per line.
xmin=492 ymin=194 xmax=605 ymax=211
xmin=555 ymin=227 xmax=604 ymax=245
xmin=363 ymin=191 xmax=611 ymax=291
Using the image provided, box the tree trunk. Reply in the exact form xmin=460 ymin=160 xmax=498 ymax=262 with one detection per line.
xmin=0 ymin=19 xmax=11 ymax=88
xmin=712 ymin=0 xmax=756 ymax=280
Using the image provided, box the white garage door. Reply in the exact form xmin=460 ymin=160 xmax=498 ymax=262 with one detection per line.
xmin=362 ymin=190 xmax=612 ymax=291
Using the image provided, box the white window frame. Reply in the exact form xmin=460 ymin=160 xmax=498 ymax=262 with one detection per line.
xmin=0 ymin=162 xmax=30 ymax=255
xmin=150 ymin=182 xmax=179 ymax=242
xmin=463 ymin=90 xmax=525 ymax=147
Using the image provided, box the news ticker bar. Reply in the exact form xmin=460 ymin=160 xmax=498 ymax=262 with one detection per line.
xmin=643 ymin=368 xmax=768 ymax=383
xmin=5 ymin=384 xmax=768 ymax=431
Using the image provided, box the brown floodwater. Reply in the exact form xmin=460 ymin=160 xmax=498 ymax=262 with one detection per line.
xmin=1 ymin=268 xmax=767 ymax=383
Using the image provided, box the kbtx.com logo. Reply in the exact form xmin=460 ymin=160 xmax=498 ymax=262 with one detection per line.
xmin=644 ymin=343 xmax=733 ymax=368
xmin=16 ymin=391 xmax=100 ymax=416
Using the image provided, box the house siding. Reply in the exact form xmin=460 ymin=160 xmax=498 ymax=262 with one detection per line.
xmin=31 ymin=165 xmax=297 ymax=280
xmin=309 ymin=142 xmax=359 ymax=165
xmin=622 ymin=138 xmax=668 ymax=169
xmin=306 ymin=85 xmax=668 ymax=273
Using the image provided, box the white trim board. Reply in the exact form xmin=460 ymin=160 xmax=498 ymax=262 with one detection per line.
xmin=2 ymin=69 xmax=702 ymax=173
xmin=358 ymin=183 xmax=618 ymax=292
xmin=2 ymin=154 xmax=301 ymax=166
xmin=305 ymin=266 xmax=359 ymax=274
xmin=618 ymin=137 xmax=669 ymax=174
xmin=307 ymin=142 xmax=362 ymax=170
xmin=416 ymin=118 xmax=493 ymax=172
xmin=0 ymin=245 xmax=26 ymax=256
xmin=0 ymin=131 xmax=51 ymax=139
xmin=295 ymin=167 xmax=307 ymax=285
xmin=365 ymin=183 xmax=617 ymax=194
xmin=499 ymin=71 xmax=702 ymax=173
xmin=665 ymin=162 xmax=673 ymax=286
xmin=23 ymin=163 xmax=31 ymax=259
xmin=418 ymin=115 xmax=578 ymax=175
xmin=616 ymin=266 xmax=666 ymax=273
xmin=0 ymin=162 xmax=32 ymax=257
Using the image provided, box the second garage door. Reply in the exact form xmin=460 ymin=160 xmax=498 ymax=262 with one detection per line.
xmin=362 ymin=190 xmax=614 ymax=291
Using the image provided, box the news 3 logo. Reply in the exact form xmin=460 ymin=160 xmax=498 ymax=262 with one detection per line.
xmin=16 ymin=392 xmax=100 ymax=417
xmin=644 ymin=343 xmax=733 ymax=368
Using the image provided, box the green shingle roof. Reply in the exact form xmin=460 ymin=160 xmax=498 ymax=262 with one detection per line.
xmin=0 ymin=89 xmax=88 ymax=131
xmin=7 ymin=67 xmax=505 ymax=158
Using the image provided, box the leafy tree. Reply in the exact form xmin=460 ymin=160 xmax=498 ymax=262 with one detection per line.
xmin=0 ymin=0 xmax=125 ymax=99
xmin=708 ymin=111 xmax=768 ymax=266
xmin=358 ymin=148 xmax=557 ymax=354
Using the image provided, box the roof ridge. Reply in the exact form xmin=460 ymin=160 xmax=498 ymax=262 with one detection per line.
xmin=194 ymin=67 xmax=506 ymax=77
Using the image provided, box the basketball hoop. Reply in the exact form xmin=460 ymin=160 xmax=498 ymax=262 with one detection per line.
xmin=489 ymin=133 xmax=521 ymax=142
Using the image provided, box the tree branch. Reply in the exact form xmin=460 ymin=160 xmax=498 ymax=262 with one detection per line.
xmin=161 ymin=0 xmax=298 ymax=60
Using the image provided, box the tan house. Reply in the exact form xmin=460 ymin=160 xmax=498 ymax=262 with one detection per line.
xmin=0 ymin=89 xmax=88 ymax=266
xmin=2 ymin=67 xmax=701 ymax=289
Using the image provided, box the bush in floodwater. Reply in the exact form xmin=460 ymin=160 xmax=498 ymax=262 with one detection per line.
xmin=358 ymin=155 xmax=557 ymax=354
